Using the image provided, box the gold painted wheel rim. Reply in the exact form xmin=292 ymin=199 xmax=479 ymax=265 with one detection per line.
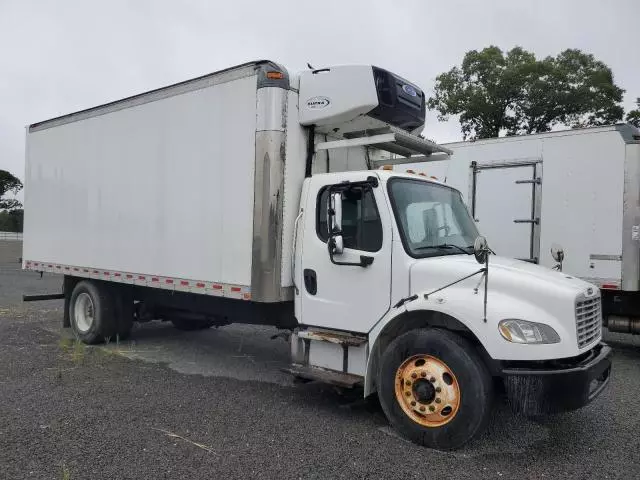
xmin=394 ymin=355 xmax=460 ymax=427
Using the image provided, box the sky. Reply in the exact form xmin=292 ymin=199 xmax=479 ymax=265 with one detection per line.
xmin=1 ymin=0 xmax=638 ymax=185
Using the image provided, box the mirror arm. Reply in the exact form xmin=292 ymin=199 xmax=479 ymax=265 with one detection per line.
xmin=328 ymin=239 xmax=374 ymax=268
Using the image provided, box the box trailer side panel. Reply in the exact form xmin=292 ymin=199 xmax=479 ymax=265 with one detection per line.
xmin=24 ymin=74 xmax=258 ymax=287
xmin=539 ymin=130 xmax=625 ymax=284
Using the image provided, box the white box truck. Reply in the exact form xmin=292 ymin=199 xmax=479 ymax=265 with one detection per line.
xmin=417 ymin=125 xmax=640 ymax=336
xmin=23 ymin=60 xmax=611 ymax=450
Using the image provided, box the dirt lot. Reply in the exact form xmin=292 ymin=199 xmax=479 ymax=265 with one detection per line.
xmin=1 ymin=241 xmax=639 ymax=479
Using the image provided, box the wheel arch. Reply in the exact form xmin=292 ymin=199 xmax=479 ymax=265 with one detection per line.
xmin=365 ymin=309 xmax=497 ymax=397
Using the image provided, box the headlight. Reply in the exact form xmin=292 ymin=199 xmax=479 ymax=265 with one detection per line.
xmin=498 ymin=319 xmax=560 ymax=344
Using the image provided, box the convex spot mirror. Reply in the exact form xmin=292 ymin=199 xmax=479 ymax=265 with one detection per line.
xmin=551 ymin=243 xmax=564 ymax=263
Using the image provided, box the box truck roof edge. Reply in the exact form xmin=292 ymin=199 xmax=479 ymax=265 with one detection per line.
xmin=28 ymin=60 xmax=290 ymax=133
xmin=442 ymin=123 xmax=640 ymax=149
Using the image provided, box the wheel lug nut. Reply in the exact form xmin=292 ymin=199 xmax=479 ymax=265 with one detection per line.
xmin=411 ymin=373 xmax=417 ymax=379
xmin=429 ymin=405 xmax=435 ymax=412
xmin=435 ymin=398 xmax=441 ymax=404
xmin=405 ymin=381 xmax=411 ymax=386
xmin=419 ymin=406 xmax=426 ymax=412
xmin=405 ymin=391 xmax=411 ymax=397
xmin=435 ymin=387 xmax=442 ymax=393
xmin=410 ymin=401 xmax=416 ymax=406
xmin=420 ymin=371 xmax=427 ymax=378
xmin=430 ymin=377 xmax=436 ymax=383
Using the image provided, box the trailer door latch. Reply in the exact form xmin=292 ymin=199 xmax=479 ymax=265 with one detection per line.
xmin=514 ymin=218 xmax=540 ymax=225
xmin=515 ymin=178 xmax=542 ymax=185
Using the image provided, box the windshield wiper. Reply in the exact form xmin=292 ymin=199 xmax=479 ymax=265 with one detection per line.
xmin=414 ymin=244 xmax=472 ymax=254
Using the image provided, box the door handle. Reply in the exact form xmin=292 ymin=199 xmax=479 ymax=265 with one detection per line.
xmin=303 ymin=269 xmax=317 ymax=295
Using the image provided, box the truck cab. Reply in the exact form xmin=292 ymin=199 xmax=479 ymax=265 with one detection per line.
xmin=292 ymin=167 xmax=611 ymax=449
xmin=289 ymin=62 xmax=611 ymax=446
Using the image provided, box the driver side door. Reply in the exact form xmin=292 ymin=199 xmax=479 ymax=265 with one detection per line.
xmin=298 ymin=173 xmax=393 ymax=333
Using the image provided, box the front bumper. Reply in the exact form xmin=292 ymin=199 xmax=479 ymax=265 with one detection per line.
xmin=501 ymin=343 xmax=612 ymax=415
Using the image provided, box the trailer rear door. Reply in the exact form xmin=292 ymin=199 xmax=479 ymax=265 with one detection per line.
xmin=471 ymin=161 xmax=542 ymax=263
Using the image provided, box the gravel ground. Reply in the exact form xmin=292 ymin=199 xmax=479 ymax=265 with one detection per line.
xmin=1 ymin=240 xmax=639 ymax=479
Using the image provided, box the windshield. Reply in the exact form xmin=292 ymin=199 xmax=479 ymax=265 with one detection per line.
xmin=388 ymin=178 xmax=479 ymax=258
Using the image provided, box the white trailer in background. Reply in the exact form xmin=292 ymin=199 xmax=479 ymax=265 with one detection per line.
xmin=415 ymin=125 xmax=640 ymax=334
xmin=23 ymin=61 xmax=611 ymax=450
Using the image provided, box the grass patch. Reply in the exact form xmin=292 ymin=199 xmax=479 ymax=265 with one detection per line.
xmin=58 ymin=337 xmax=87 ymax=364
xmin=54 ymin=337 xmax=87 ymax=382
xmin=58 ymin=337 xmax=74 ymax=352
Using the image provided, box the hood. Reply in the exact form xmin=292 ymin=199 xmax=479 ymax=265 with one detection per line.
xmin=410 ymin=254 xmax=595 ymax=307
xmin=406 ymin=254 xmax=600 ymax=361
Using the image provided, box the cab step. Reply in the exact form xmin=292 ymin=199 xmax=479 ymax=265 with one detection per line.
xmin=297 ymin=329 xmax=367 ymax=346
xmin=283 ymin=364 xmax=363 ymax=388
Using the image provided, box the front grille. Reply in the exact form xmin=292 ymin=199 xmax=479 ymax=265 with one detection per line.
xmin=575 ymin=295 xmax=602 ymax=349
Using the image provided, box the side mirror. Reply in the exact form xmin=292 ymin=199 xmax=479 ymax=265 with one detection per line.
xmin=327 ymin=192 xmax=344 ymax=254
xmin=473 ymin=236 xmax=490 ymax=264
xmin=551 ymin=243 xmax=564 ymax=271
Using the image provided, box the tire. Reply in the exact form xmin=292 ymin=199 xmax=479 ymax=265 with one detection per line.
xmin=170 ymin=318 xmax=215 ymax=331
xmin=377 ymin=328 xmax=493 ymax=450
xmin=69 ymin=281 xmax=117 ymax=344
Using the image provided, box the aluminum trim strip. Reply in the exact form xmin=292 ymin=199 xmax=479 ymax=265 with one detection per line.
xmin=22 ymin=260 xmax=251 ymax=300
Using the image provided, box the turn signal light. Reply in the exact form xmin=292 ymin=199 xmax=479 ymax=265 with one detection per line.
xmin=266 ymin=71 xmax=284 ymax=79
xmin=406 ymin=169 xmax=415 ymax=174
xmin=382 ymin=165 xmax=393 ymax=171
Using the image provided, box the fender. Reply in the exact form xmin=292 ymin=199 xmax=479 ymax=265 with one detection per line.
xmin=364 ymin=299 xmax=478 ymax=397
xmin=364 ymin=286 xmax=577 ymax=396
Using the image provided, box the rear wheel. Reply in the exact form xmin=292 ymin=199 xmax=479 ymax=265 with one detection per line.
xmin=377 ymin=328 xmax=493 ymax=450
xmin=69 ymin=281 xmax=117 ymax=344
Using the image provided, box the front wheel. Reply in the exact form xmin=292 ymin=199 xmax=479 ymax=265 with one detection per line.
xmin=377 ymin=328 xmax=493 ymax=450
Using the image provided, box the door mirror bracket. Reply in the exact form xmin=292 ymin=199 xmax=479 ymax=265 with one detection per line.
xmin=328 ymin=237 xmax=374 ymax=267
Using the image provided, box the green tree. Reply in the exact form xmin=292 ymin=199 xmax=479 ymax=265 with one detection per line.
xmin=0 ymin=209 xmax=23 ymax=232
xmin=428 ymin=46 xmax=625 ymax=139
xmin=0 ymin=169 xmax=23 ymax=211
xmin=627 ymin=110 xmax=640 ymax=128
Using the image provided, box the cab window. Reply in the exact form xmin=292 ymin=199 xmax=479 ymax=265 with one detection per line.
xmin=317 ymin=187 xmax=383 ymax=252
